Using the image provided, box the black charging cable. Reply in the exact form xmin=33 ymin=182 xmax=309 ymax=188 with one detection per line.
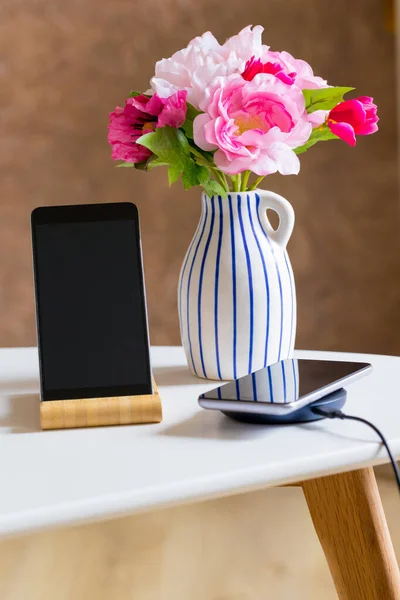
xmin=312 ymin=407 xmax=400 ymax=494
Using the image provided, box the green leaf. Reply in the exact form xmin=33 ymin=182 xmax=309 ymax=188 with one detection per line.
xmin=168 ymin=165 xmax=182 ymax=185
xmin=182 ymin=120 xmax=194 ymax=139
xmin=175 ymin=128 xmax=190 ymax=154
xmin=146 ymin=157 xmax=169 ymax=170
xmin=182 ymin=102 xmax=201 ymax=139
xmin=294 ymin=125 xmax=339 ymax=154
xmin=303 ymin=87 xmax=354 ymax=113
xmin=137 ymin=126 xmax=190 ymax=172
xmin=190 ymin=147 xmax=215 ymax=168
xmin=135 ymin=131 xmax=157 ymax=152
xmin=129 ymin=91 xmax=143 ymax=97
xmin=116 ymin=162 xmax=135 ymax=168
xmin=195 ymin=165 xmax=211 ymax=186
xmin=189 ymin=161 xmax=227 ymax=197
xmin=136 ymin=125 xmax=220 ymax=192
xmin=202 ymin=179 xmax=227 ymax=198
xmin=182 ymin=159 xmax=202 ymax=190
xmin=186 ymin=102 xmax=202 ymax=121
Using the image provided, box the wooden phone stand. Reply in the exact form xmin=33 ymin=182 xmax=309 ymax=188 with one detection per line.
xmin=40 ymin=378 xmax=162 ymax=430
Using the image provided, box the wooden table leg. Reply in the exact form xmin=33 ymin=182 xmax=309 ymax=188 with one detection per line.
xmin=302 ymin=467 xmax=400 ymax=600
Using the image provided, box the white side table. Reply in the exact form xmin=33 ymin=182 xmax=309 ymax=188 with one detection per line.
xmin=0 ymin=346 xmax=399 ymax=599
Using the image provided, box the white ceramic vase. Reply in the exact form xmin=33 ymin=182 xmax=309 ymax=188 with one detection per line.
xmin=178 ymin=189 xmax=296 ymax=381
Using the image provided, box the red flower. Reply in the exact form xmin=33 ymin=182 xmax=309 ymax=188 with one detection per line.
xmin=327 ymin=97 xmax=379 ymax=147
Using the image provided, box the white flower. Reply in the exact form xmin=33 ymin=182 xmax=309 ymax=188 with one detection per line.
xmin=150 ymin=26 xmax=267 ymax=109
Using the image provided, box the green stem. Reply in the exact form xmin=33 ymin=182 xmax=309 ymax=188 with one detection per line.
xmin=189 ymin=145 xmax=210 ymax=162
xmin=241 ymin=170 xmax=251 ymax=191
xmin=231 ymin=174 xmax=241 ymax=192
xmin=248 ymin=175 xmax=265 ymax=191
xmin=212 ymin=168 xmax=228 ymax=191
xmin=214 ymin=169 xmax=229 ymax=191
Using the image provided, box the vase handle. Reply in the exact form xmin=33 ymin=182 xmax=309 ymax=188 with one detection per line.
xmin=256 ymin=189 xmax=295 ymax=249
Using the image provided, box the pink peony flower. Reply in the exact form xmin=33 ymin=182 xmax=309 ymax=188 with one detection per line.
xmin=327 ymin=97 xmax=379 ymax=147
xmin=193 ymin=74 xmax=312 ymax=176
xmin=108 ymin=91 xmax=187 ymax=162
xmin=151 ymin=26 xmax=267 ymax=109
xmin=263 ymin=50 xmax=327 ymax=91
xmin=241 ymin=52 xmax=328 ymax=129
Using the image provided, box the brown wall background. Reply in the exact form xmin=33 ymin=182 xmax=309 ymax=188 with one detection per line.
xmin=0 ymin=0 xmax=399 ymax=353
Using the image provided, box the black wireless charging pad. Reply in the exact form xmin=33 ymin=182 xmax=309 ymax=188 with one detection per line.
xmin=222 ymin=388 xmax=347 ymax=425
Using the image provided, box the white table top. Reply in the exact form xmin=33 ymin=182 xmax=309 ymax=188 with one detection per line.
xmin=0 ymin=346 xmax=399 ymax=537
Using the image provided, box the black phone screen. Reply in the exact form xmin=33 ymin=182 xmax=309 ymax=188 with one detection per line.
xmin=200 ymin=359 xmax=371 ymax=405
xmin=31 ymin=203 xmax=152 ymax=401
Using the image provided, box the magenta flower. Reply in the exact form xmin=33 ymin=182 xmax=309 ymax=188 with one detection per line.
xmin=327 ymin=97 xmax=379 ymax=147
xmin=242 ymin=56 xmax=296 ymax=85
xmin=108 ymin=91 xmax=187 ymax=162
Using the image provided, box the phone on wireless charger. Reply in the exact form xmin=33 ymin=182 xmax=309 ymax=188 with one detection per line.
xmin=198 ymin=359 xmax=372 ymax=424
xmin=31 ymin=202 xmax=153 ymax=402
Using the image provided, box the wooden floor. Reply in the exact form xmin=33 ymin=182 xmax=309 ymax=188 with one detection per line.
xmin=0 ymin=470 xmax=398 ymax=600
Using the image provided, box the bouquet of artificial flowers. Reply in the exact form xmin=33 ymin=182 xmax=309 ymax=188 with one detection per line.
xmin=108 ymin=25 xmax=378 ymax=196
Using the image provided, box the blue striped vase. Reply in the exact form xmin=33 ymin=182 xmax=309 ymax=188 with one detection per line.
xmin=178 ymin=189 xmax=296 ymax=381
